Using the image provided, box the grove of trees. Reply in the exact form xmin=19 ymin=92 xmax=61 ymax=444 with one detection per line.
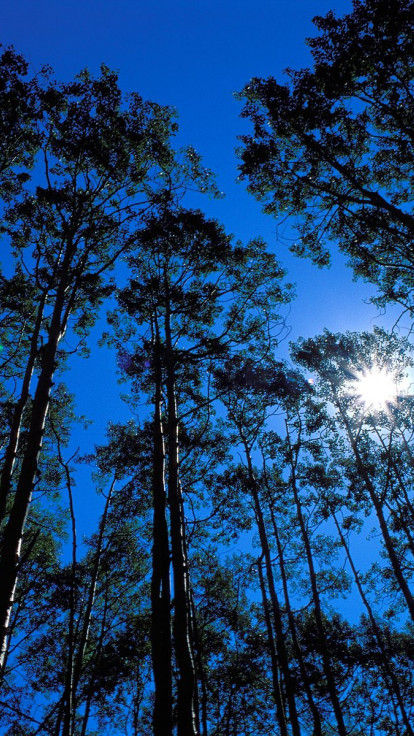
xmin=2 ymin=1 xmax=414 ymax=734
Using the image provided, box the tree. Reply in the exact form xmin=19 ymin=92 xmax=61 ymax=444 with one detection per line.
xmin=238 ymin=0 xmax=414 ymax=313
xmin=214 ymin=360 xmax=303 ymax=736
xmin=0 ymin=60 xmax=176 ymax=676
xmin=7 ymin=26 xmax=414 ymax=736
xmin=113 ymin=201 xmax=290 ymax=735
xmin=0 ymin=426 xmax=154 ymax=736
xmin=215 ymin=355 xmax=357 ymax=734
xmin=0 ymin=44 xmax=45 ymax=512
xmin=293 ymin=328 xmax=414 ymax=625
xmin=191 ymin=551 xmax=278 ymax=736
xmin=0 ymin=45 xmax=41 ymax=198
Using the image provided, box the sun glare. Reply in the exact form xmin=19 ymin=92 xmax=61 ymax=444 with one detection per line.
xmin=353 ymin=367 xmax=397 ymax=410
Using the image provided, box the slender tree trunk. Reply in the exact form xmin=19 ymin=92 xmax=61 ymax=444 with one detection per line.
xmin=266 ymin=496 xmax=323 ymax=736
xmin=61 ymin=450 xmax=78 ymax=736
xmin=79 ymin=696 xmax=92 ymax=736
xmin=0 ymin=289 xmax=48 ymax=523
xmin=374 ymin=428 xmax=414 ymax=560
xmin=71 ymin=479 xmax=114 ymax=713
xmin=79 ymin=588 xmax=109 ymax=736
xmin=52 ymin=468 xmax=113 ymax=736
xmin=151 ymin=321 xmax=173 ymax=736
xmin=132 ymin=667 xmax=144 ymax=736
xmin=332 ymin=509 xmax=414 ymax=736
xmin=53 ymin=692 xmax=65 ymax=736
xmin=0 ymin=297 xmax=65 ymax=673
xmin=224 ymin=686 xmax=236 ymax=736
xmin=257 ymin=558 xmax=289 ymax=736
xmin=0 ymin=244 xmax=75 ymax=676
xmin=164 ymin=289 xmax=199 ymax=736
xmin=286 ymin=422 xmax=348 ymax=736
xmin=337 ymin=403 xmax=414 ymax=623
xmin=242 ymin=437 xmax=300 ymax=736
xmin=190 ymin=593 xmax=209 ymax=736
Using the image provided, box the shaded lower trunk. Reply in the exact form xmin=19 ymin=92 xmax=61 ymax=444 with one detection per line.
xmin=257 ymin=559 xmax=288 ymax=736
xmin=60 ymin=454 xmax=78 ymax=736
xmin=0 ymin=329 xmax=59 ymax=675
xmin=190 ymin=593 xmax=208 ymax=736
xmin=63 ymin=478 xmax=115 ymax=735
xmin=151 ymin=328 xmax=173 ymax=736
xmin=242 ymin=439 xmax=300 ymax=736
xmin=79 ymin=589 xmax=109 ymax=736
xmin=165 ymin=293 xmax=198 ymax=736
xmin=0 ymin=248 xmax=74 ymax=677
xmin=267 ymin=499 xmax=323 ymax=736
xmin=286 ymin=423 xmax=347 ymax=736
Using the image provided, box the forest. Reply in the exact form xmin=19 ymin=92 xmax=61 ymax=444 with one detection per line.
xmin=1 ymin=0 xmax=414 ymax=734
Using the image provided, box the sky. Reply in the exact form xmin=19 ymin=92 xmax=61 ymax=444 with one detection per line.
xmin=1 ymin=0 xmax=398 ymax=538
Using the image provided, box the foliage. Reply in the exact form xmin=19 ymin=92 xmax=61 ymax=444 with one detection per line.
xmin=238 ymin=0 xmax=414 ymax=312
xmin=3 ymin=7 xmax=414 ymax=734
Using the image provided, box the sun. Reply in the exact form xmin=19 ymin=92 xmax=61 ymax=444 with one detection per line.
xmin=353 ymin=367 xmax=397 ymax=410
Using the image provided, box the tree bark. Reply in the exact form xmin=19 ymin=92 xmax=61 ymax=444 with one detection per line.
xmin=164 ymin=289 xmax=199 ymax=736
xmin=190 ymin=592 xmax=209 ymax=736
xmin=242 ymin=437 xmax=300 ymax=736
xmin=79 ymin=588 xmax=110 ymax=736
xmin=266 ymin=493 xmax=323 ymax=736
xmin=62 ymin=476 xmax=115 ymax=736
xmin=257 ymin=558 xmax=289 ymax=736
xmin=0 ymin=288 xmax=48 ymax=523
xmin=286 ymin=421 xmax=348 ymax=736
xmin=151 ymin=321 xmax=173 ymax=736
xmin=374 ymin=428 xmax=414 ymax=561
xmin=60 ymin=448 xmax=78 ymax=736
xmin=337 ymin=402 xmax=414 ymax=624
xmin=332 ymin=509 xmax=414 ymax=736
xmin=0 ymin=243 xmax=74 ymax=677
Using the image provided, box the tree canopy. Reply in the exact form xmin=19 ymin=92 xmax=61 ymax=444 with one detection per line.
xmin=238 ymin=0 xmax=414 ymax=312
xmin=2 ymin=3 xmax=414 ymax=734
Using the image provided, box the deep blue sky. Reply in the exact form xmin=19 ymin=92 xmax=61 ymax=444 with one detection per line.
xmin=1 ymin=0 xmax=395 ymax=536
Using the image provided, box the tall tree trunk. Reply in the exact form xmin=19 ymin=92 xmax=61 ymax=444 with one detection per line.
xmin=79 ymin=588 xmax=110 ymax=736
xmin=64 ymin=476 xmax=115 ymax=735
xmin=374 ymin=428 xmax=414 ymax=561
xmin=332 ymin=508 xmax=414 ymax=736
xmin=60 ymin=447 xmax=78 ymax=736
xmin=164 ymin=289 xmax=199 ymax=736
xmin=242 ymin=436 xmax=300 ymax=736
xmin=151 ymin=320 xmax=173 ymax=736
xmin=0 ymin=243 xmax=74 ymax=677
xmin=286 ymin=421 xmax=348 ymax=736
xmin=337 ymin=402 xmax=414 ymax=623
xmin=265 ymin=492 xmax=323 ymax=736
xmin=0 ymin=288 xmax=48 ymax=523
xmin=190 ymin=592 xmax=208 ymax=736
xmin=257 ymin=558 xmax=289 ymax=736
